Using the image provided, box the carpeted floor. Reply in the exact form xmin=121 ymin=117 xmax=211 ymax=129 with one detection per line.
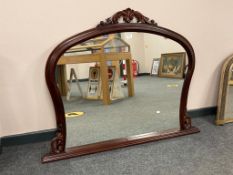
xmin=1 ymin=115 xmax=233 ymax=175
xmin=63 ymin=76 xmax=183 ymax=147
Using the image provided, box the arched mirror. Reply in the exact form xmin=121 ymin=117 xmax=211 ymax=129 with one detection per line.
xmin=42 ymin=8 xmax=199 ymax=163
xmin=216 ymin=54 xmax=233 ymax=125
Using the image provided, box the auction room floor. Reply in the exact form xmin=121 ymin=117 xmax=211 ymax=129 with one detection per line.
xmin=1 ymin=115 xmax=233 ymax=175
xmin=63 ymin=76 xmax=183 ymax=147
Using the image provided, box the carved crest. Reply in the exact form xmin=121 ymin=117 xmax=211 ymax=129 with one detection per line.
xmin=98 ymin=8 xmax=157 ymax=27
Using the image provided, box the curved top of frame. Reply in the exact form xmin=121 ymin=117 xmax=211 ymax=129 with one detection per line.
xmin=46 ymin=8 xmax=195 ymax=83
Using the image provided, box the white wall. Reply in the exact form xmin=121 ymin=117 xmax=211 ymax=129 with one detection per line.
xmin=121 ymin=32 xmax=147 ymax=73
xmin=121 ymin=33 xmax=185 ymax=73
xmin=1 ymin=0 xmax=233 ymax=137
xmin=64 ymin=51 xmax=95 ymax=79
xmin=143 ymin=34 xmax=185 ymax=72
xmin=66 ymin=63 xmax=94 ymax=80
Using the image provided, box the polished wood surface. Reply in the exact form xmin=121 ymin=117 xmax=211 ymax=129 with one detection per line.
xmin=43 ymin=8 xmax=199 ymax=163
xmin=56 ymin=65 xmax=68 ymax=96
xmin=57 ymin=52 xmax=132 ymax=65
xmin=126 ymin=59 xmax=134 ymax=96
xmin=100 ymin=57 xmax=111 ymax=104
xmin=42 ymin=126 xmax=199 ymax=163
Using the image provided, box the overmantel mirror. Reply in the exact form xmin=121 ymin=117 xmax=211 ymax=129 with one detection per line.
xmin=42 ymin=8 xmax=199 ymax=163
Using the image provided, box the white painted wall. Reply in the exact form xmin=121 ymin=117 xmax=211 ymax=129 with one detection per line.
xmin=66 ymin=63 xmax=93 ymax=80
xmin=64 ymin=51 xmax=95 ymax=79
xmin=121 ymin=33 xmax=185 ymax=73
xmin=1 ymin=0 xmax=233 ymax=137
xmin=143 ymin=34 xmax=185 ymax=72
xmin=121 ymin=32 xmax=147 ymax=73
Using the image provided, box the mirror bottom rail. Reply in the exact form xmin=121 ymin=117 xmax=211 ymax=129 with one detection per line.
xmin=42 ymin=126 xmax=200 ymax=163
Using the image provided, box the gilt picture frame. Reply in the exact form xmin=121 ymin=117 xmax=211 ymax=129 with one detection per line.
xmin=159 ymin=52 xmax=186 ymax=79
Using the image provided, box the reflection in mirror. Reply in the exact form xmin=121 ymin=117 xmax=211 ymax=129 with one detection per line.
xmin=56 ymin=32 xmax=188 ymax=148
xmin=224 ymin=65 xmax=233 ymax=120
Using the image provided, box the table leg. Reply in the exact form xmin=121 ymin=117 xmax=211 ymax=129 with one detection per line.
xmin=126 ymin=59 xmax=135 ymax=97
xmin=100 ymin=61 xmax=111 ymax=105
xmin=57 ymin=65 xmax=68 ymax=96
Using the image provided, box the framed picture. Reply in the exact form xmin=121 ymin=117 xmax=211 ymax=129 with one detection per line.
xmin=159 ymin=52 xmax=186 ymax=79
xmin=151 ymin=58 xmax=160 ymax=75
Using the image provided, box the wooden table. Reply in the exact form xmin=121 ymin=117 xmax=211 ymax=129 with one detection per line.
xmin=57 ymin=51 xmax=134 ymax=105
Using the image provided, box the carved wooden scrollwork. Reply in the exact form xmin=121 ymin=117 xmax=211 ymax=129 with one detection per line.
xmin=98 ymin=8 xmax=157 ymax=27
xmin=50 ymin=124 xmax=65 ymax=154
xmin=184 ymin=117 xmax=192 ymax=129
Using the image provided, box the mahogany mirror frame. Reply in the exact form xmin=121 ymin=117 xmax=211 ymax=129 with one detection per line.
xmin=42 ymin=8 xmax=200 ymax=163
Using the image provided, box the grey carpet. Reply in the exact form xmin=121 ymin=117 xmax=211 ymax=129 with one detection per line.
xmin=63 ymin=76 xmax=183 ymax=147
xmin=1 ymin=116 xmax=233 ymax=175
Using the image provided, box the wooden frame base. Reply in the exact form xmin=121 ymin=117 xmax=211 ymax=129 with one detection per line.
xmin=42 ymin=127 xmax=200 ymax=163
xmin=216 ymin=118 xmax=233 ymax=125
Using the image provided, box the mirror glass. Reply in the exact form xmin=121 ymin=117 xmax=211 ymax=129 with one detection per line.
xmin=56 ymin=32 xmax=188 ymax=148
xmin=224 ymin=65 xmax=233 ymax=120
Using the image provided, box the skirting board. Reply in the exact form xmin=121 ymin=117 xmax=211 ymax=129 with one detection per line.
xmin=71 ymin=78 xmax=88 ymax=82
xmin=137 ymin=73 xmax=150 ymax=76
xmin=0 ymin=107 xmax=217 ymax=152
xmin=187 ymin=106 xmax=217 ymax=118
xmin=1 ymin=129 xmax=56 ymax=147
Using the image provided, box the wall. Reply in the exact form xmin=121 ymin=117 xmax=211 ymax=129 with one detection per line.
xmin=121 ymin=33 xmax=185 ymax=73
xmin=1 ymin=0 xmax=233 ymax=137
xmin=143 ymin=34 xmax=185 ymax=72
xmin=121 ymin=32 xmax=147 ymax=73
xmin=65 ymin=51 xmax=95 ymax=79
